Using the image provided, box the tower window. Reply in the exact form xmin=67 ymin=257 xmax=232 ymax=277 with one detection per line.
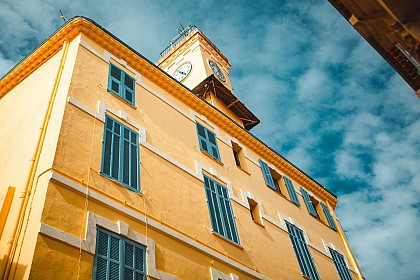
xmin=101 ymin=115 xmax=140 ymax=192
xmin=107 ymin=63 xmax=136 ymax=105
xmin=203 ymin=175 xmax=240 ymax=245
xmin=329 ymin=248 xmax=353 ymax=280
xmin=286 ymin=222 xmax=320 ymax=280
xmin=196 ymin=122 xmax=221 ymax=161
xmin=93 ymin=227 xmax=146 ymax=280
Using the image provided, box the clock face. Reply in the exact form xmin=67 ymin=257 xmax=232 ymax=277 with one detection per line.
xmin=173 ymin=62 xmax=192 ymax=82
xmin=208 ymin=61 xmax=226 ymax=82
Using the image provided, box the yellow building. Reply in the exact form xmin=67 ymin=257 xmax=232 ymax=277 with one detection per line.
xmin=0 ymin=17 xmax=363 ymax=280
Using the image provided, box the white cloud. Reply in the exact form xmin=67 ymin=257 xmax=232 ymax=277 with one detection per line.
xmin=296 ymin=67 xmax=333 ymax=103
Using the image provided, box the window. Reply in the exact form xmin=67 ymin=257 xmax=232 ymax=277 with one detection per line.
xmin=259 ymin=160 xmax=300 ymax=205
xmin=329 ymin=248 xmax=353 ymax=280
xmin=286 ymin=222 xmax=320 ymax=280
xmin=231 ymin=142 xmax=247 ymax=170
xmin=321 ymin=202 xmax=337 ymax=231
xmin=196 ymin=122 xmax=221 ymax=161
xmin=203 ymin=175 xmax=240 ymax=245
xmin=247 ymin=197 xmax=263 ymax=226
xmin=108 ymin=63 xmax=135 ymax=105
xmin=232 ymin=148 xmax=241 ymax=168
xmin=101 ymin=115 xmax=140 ymax=192
xmin=300 ymin=187 xmax=318 ymax=218
xmin=93 ymin=227 xmax=146 ymax=280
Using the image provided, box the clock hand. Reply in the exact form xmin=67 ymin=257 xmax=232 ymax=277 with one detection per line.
xmin=176 ymin=70 xmax=187 ymax=75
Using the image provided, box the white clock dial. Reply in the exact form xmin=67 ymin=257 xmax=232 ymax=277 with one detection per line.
xmin=173 ymin=62 xmax=192 ymax=82
xmin=208 ymin=61 xmax=226 ymax=82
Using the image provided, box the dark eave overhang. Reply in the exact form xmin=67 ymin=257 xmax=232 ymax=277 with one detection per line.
xmin=192 ymin=75 xmax=260 ymax=131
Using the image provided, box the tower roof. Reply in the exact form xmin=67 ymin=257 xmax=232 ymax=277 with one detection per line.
xmin=192 ymin=75 xmax=260 ymax=131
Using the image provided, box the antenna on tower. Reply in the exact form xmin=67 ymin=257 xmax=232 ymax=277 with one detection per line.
xmin=177 ymin=22 xmax=185 ymax=34
xmin=60 ymin=10 xmax=66 ymax=23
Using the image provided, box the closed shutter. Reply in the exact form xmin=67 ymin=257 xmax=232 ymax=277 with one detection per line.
xmin=123 ymin=74 xmax=135 ymax=104
xmin=300 ymin=187 xmax=318 ymax=218
xmin=204 ymin=176 xmax=224 ymax=235
xmin=94 ymin=228 xmax=146 ymax=280
xmin=321 ymin=202 xmax=337 ymax=231
xmin=329 ymin=248 xmax=353 ymax=280
xmin=124 ymin=239 xmax=146 ymax=280
xmin=206 ymin=130 xmax=220 ymax=160
xmin=101 ymin=117 xmax=121 ymax=180
xmin=217 ymin=183 xmax=240 ymax=244
xmin=196 ymin=123 xmax=221 ymax=161
xmin=101 ymin=115 xmax=140 ymax=192
xmin=108 ymin=64 xmax=136 ymax=105
xmin=283 ymin=176 xmax=300 ymax=205
xmin=258 ymin=159 xmax=276 ymax=190
xmin=109 ymin=64 xmax=122 ymax=96
xmin=286 ymin=222 xmax=320 ymax=280
xmin=203 ymin=175 xmax=240 ymax=245
xmin=94 ymin=228 xmax=122 ymax=280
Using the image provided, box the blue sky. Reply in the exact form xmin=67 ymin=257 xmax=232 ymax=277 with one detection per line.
xmin=1 ymin=0 xmax=419 ymax=279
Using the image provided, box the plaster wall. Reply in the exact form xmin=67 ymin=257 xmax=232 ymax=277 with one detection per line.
xmin=0 ymin=36 xmax=80 ymax=278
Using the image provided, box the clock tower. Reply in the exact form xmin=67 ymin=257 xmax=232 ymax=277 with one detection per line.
xmin=157 ymin=25 xmax=259 ymax=131
xmin=157 ymin=25 xmax=233 ymax=91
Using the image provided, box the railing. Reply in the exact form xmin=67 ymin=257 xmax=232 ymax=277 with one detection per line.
xmin=160 ymin=25 xmax=197 ymax=57
xmin=395 ymin=43 xmax=420 ymax=75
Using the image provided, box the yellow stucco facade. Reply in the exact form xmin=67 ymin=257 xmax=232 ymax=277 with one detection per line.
xmin=0 ymin=17 xmax=363 ymax=280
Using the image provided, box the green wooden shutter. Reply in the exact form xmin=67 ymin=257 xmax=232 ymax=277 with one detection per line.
xmin=196 ymin=123 xmax=209 ymax=153
xmin=101 ymin=116 xmax=121 ymax=180
xmin=123 ymin=239 xmax=145 ymax=280
xmin=321 ymin=202 xmax=337 ymax=231
xmin=286 ymin=222 xmax=320 ymax=280
xmin=108 ymin=64 xmax=135 ymax=105
xmin=108 ymin=64 xmax=122 ymax=96
xmin=101 ymin=116 xmax=140 ymax=192
xmin=329 ymin=248 xmax=353 ymax=280
xmin=259 ymin=159 xmax=276 ymax=190
xmin=204 ymin=176 xmax=223 ymax=235
xmin=301 ymin=187 xmax=318 ymax=218
xmin=217 ymin=183 xmax=240 ymax=244
xmin=283 ymin=176 xmax=300 ymax=206
xmin=93 ymin=228 xmax=122 ymax=280
xmin=206 ymin=130 xmax=220 ymax=160
xmin=196 ymin=123 xmax=221 ymax=161
xmin=123 ymin=74 xmax=135 ymax=105
xmin=203 ymin=175 xmax=240 ymax=245
xmin=101 ymin=116 xmax=114 ymax=177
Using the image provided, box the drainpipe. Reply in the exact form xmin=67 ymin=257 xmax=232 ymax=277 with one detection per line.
xmin=2 ymin=40 xmax=70 ymax=280
xmin=326 ymin=201 xmax=365 ymax=280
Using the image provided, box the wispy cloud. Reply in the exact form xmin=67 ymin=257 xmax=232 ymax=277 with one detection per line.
xmin=1 ymin=0 xmax=419 ymax=279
